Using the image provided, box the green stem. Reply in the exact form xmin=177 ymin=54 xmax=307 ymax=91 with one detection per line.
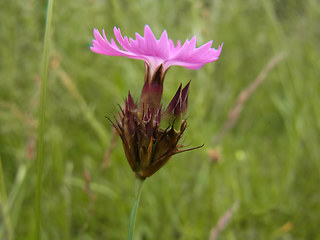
xmin=127 ymin=177 xmax=145 ymax=240
xmin=36 ymin=0 xmax=54 ymax=239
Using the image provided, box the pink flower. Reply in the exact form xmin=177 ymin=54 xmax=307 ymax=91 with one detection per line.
xmin=91 ymin=26 xmax=221 ymax=178
xmin=90 ymin=25 xmax=223 ymax=74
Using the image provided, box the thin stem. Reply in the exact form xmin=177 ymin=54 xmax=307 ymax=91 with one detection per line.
xmin=127 ymin=177 xmax=145 ymax=240
xmin=36 ymin=0 xmax=54 ymax=239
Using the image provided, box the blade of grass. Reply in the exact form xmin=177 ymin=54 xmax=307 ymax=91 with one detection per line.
xmin=70 ymin=177 xmax=117 ymax=198
xmin=0 ymin=155 xmax=13 ymax=240
xmin=209 ymin=202 xmax=238 ymax=240
xmin=212 ymin=52 xmax=286 ymax=145
xmin=57 ymin=68 xmax=109 ymax=146
xmin=6 ymin=164 xmax=28 ymax=226
xmin=36 ymin=0 xmax=55 ymax=239
xmin=0 ymin=155 xmax=7 ymax=204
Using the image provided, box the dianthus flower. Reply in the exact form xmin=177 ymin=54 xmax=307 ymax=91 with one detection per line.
xmin=91 ymin=25 xmax=222 ymax=74
xmin=91 ymin=25 xmax=222 ymax=178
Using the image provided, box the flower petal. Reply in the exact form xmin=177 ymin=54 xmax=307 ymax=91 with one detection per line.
xmin=90 ymin=25 xmax=223 ymax=71
xmin=157 ymin=30 xmax=170 ymax=58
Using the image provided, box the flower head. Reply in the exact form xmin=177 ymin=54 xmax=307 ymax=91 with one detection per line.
xmin=90 ymin=25 xmax=223 ymax=75
xmin=92 ymin=25 xmax=223 ymax=178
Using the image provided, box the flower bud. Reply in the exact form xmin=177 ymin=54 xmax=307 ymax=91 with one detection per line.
xmin=163 ymin=81 xmax=190 ymax=130
xmin=138 ymin=64 xmax=165 ymax=116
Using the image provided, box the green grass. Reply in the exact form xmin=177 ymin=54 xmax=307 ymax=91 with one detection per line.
xmin=1 ymin=0 xmax=320 ymax=239
xmin=36 ymin=0 xmax=54 ymax=239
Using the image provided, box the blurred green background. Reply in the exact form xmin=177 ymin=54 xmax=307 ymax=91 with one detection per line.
xmin=1 ymin=0 xmax=320 ymax=239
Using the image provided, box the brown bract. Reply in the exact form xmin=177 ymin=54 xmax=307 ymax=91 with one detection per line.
xmin=110 ymin=64 xmax=202 ymax=179
xmin=113 ymin=91 xmax=187 ymax=179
